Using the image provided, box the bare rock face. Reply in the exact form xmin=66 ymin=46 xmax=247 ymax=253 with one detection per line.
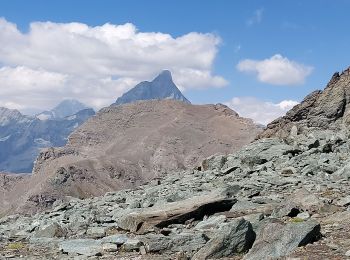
xmin=259 ymin=68 xmax=350 ymax=139
xmin=2 ymin=100 xmax=260 ymax=214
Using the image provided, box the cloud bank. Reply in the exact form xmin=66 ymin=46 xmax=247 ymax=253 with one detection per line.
xmin=0 ymin=18 xmax=227 ymax=112
xmin=226 ymin=96 xmax=299 ymax=125
xmin=237 ymin=54 xmax=313 ymax=85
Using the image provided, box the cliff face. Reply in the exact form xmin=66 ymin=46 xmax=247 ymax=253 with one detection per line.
xmin=259 ymin=68 xmax=350 ymax=139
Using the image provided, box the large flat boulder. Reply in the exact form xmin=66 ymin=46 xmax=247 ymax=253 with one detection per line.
xmin=117 ymin=192 xmax=236 ymax=234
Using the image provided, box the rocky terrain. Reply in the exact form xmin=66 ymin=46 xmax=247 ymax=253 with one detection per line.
xmin=259 ymin=67 xmax=350 ymax=139
xmin=0 ymin=102 xmax=95 ymax=173
xmin=2 ymin=69 xmax=350 ymax=259
xmin=0 ymin=100 xmax=260 ymax=216
xmin=114 ymin=70 xmax=190 ymax=105
xmin=1 ymin=126 xmax=350 ymax=259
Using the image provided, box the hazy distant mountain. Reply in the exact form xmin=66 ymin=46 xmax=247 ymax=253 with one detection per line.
xmin=0 ymin=105 xmax=95 ymax=173
xmin=36 ymin=99 xmax=89 ymax=120
xmin=114 ymin=70 xmax=190 ymax=105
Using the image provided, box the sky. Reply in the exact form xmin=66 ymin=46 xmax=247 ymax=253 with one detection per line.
xmin=0 ymin=0 xmax=349 ymax=124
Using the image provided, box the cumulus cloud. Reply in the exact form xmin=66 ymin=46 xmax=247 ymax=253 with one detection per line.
xmin=0 ymin=18 xmax=227 ymax=112
xmin=237 ymin=54 xmax=313 ymax=85
xmin=225 ymin=96 xmax=299 ymax=125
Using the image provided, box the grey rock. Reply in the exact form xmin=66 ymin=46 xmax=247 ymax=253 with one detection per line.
xmin=296 ymin=211 xmax=311 ymax=220
xmin=193 ymin=218 xmax=255 ymax=259
xmin=59 ymin=239 xmax=103 ymax=256
xmin=122 ymin=239 xmax=143 ymax=252
xmin=337 ymin=195 xmax=350 ymax=207
xmin=244 ymin=219 xmax=321 ymax=260
xmin=102 ymin=243 xmax=119 ymax=252
xmin=33 ymin=222 xmax=66 ymax=238
xmin=195 ymin=215 xmax=226 ymax=230
xmin=86 ymin=227 xmax=106 ymax=239
xmin=142 ymin=232 xmax=207 ymax=254
xmin=101 ymin=234 xmax=128 ymax=245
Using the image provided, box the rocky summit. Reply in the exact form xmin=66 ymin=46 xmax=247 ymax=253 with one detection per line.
xmin=114 ymin=70 xmax=190 ymax=105
xmin=2 ymin=69 xmax=350 ymax=259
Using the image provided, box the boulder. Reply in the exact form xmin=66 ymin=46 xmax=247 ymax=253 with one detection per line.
xmin=59 ymin=239 xmax=103 ymax=256
xmin=117 ymin=192 xmax=236 ymax=234
xmin=244 ymin=219 xmax=321 ymax=260
xmin=33 ymin=222 xmax=66 ymax=238
xmin=192 ymin=218 xmax=255 ymax=259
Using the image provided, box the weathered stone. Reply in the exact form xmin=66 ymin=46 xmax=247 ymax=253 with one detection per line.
xmin=297 ymin=211 xmax=311 ymax=220
xmin=101 ymin=234 xmax=128 ymax=245
xmin=117 ymin=193 xmax=236 ymax=234
xmin=281 ymin=167 xmax=296 ymax=175
xmin=86 ymin=227 xmax=106 ymax=239
xmin=336 ymin=195 xmax=350 ymax=207
xmin=194 ymin=215 xmax=226 ymax=230
xmin=192 ymin=218 xmax=255 ymax=259
xmin=244 ymin=219 xmax=321 ymax=260
xmin=34 ymin=222 xmax=66 ymax=238
xmin=122 ymin=239 xmax=143 ymax=252
xmin=59 ymin=239 xmax=102 ymax=256
xmin=102 ymin=243 xmax=119 ymax=252
xmin=141 ymin=232 xmax=207 ymax=254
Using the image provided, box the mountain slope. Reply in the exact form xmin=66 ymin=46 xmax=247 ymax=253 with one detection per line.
xmin=114 ymin=70 xmax=190 ymax=105
xmin=5 ymin=100 xmax=260 ymax=214
xmin=0 ymin=107 xmax=95 ymax=173
xmin=259 ymin=67 xmax=350 ymax=139
xmin=36 ymin=99 xmax=89 ymax=120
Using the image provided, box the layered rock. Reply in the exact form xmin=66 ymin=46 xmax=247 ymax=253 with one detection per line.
xmin=259 ymin=67 xmax=350 ymax=139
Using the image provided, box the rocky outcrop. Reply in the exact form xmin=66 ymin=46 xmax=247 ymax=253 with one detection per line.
xmin=259 ymin=67 xmax=350 ymax=139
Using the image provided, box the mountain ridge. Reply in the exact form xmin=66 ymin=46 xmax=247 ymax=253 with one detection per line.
xmin=0 ymin=104 xmax=95 ymax=173
xmin=36 ymin=99 xmax=90 ymax=120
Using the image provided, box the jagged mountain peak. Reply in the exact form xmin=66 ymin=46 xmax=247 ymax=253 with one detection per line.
xmin=36 ymin=99 xmax=90 ymax=120
xmin=114 ymin=70 xmax=190 ymax=105
xmin=154 ymin=69 xmax=172 ymax=80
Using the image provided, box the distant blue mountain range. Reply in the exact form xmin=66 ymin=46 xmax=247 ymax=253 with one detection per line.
xmin=0 ymin=100 xmax=95 ymax=173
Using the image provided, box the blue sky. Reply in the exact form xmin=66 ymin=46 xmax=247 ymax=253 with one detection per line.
xmin=0 ymin=0 xmax=349 ymax=124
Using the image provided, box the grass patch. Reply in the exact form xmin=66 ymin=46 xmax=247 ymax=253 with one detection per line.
xmin=5 ymin=242 xmax=25 ymax=250
xmin=290 ymin=217 xmax=304 ymax=223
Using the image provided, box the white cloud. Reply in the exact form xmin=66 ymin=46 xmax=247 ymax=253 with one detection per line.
xmin=237 ymin=54 xmax=313 ymax=85
xmin=225 ymin=96 xmax=299 ymax=125
xmin=0 ymin=18 xmax=227 ymax=112
xmin=247 ymin=8 xmax=264 ymax=26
